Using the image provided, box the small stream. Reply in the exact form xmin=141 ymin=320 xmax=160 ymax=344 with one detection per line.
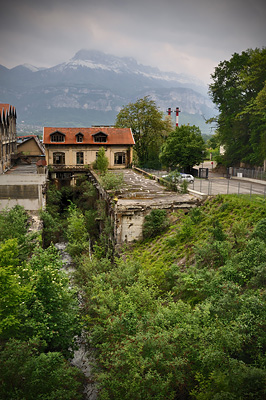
xmin=55 ymin=242 xmax=98 ymax=400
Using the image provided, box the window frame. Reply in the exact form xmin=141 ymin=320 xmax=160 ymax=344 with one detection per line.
xmin=76 ymin=133 xmax=83 ymax=143
xmin=114 ymin=152 xmax=126 ymax=165
xmin=53 ymin=152 xmax=65 ymax=165
xmin=76 ymin=151 xmax=84 ymax=165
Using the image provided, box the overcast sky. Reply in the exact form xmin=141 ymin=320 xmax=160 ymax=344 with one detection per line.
xmin=1 ymin=0 xmax=265 ymax=84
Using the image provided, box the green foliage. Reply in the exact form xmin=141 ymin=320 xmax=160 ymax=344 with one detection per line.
xmin=93 ymin=147 xmax=109 ymax=173
xmin=209 ymin=47 xmax=266 ymax=166
xmin=0 ymin=339 xmax=84 ymax=400
xmin=143 ymin=209 xmax=169 ymax=239
xmin=99 ymin=171 xmax=124 ymax=191
xmin=0 ymin=205 xmax=83 ymax=399
xmin=252 ymin=218 xmax=266 ymax=241
xmin=40 ymin=209 xmax=61 ymax=247
xmin=0 ymin=242 xmax=81 ymax=355
xmin=0 ymin=205 xmax=37 ymax=261
xmin=160 ymin=125 xmax=206 ymax=171
xmin=0 ymin=205 xmax=28 ymax=242
xmin=75 ymin=195 xmax=266 ymax=399
xmin=66 ymin=202 xmax=90 ymax=257
xmin=115 ymin=96 xmax=172 ymax=167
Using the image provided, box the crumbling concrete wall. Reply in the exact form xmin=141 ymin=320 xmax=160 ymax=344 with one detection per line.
xmin=87 ymin=169 xmax=204 ymax=247
xmin=114 ymin=196 xmax=199 ymax=246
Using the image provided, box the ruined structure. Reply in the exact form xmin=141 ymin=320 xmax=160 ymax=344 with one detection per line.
xmin=0 ymin=104 xmax=17 ymax=174
xmin=89 ymin=168 xmax=205 ymax=246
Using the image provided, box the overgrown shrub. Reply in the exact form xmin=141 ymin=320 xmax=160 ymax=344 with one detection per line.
xmin=99 ymin=171 xmax=124 ymax=191
xmin=0 ymin=339 xmax=84 ymax=400
xmin=143 ymin=209 xmax=169 ymax=239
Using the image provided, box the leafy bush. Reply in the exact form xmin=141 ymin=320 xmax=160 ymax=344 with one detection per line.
xmin=66 ymin=202 xmax=90 ymax=257
xmin=252 ymin=218 xmax=266 ymax=241
xmin=0 ymin=339 xmax=84 ymax=400
xmin=99 ymin=171 xmax=124 ymax=191
xmin=143 ymin=209 xmax=169 ymax=238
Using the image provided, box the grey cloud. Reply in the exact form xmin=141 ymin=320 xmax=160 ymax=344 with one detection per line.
xmin=0 ymin=0 xmax=265 ymax=83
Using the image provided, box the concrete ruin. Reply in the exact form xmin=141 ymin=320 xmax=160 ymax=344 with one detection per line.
xmin=0 ymin=164 xmax=47 ymax=211
xmin=88 ymin=168 xmax=206 ymax=247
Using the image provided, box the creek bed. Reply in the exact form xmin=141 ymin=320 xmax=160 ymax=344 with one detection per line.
xmin=55 ymin=242 xmax=98 ymax=400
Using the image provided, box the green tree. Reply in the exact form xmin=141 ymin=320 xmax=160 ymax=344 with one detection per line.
xmin=159 ymin=125 xmax=206 ymax=171
xmin=209 ymin=47 xmax=266 ymax=166
xmin=66 ymin=203 xmax=90 ymax=257
xmin=93 ymin=147 xmax=109 ymax=174
xmin=115 ymin=96 xmax=173 ymax=168
xmin=0 ymin=339 xmax=84 ymax=400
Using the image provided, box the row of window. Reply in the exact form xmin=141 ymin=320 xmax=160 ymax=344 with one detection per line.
xmin=50 ymin=133 xmax=107 ymax=143
xmin=53 ymin=151 xmax=126 ymax=165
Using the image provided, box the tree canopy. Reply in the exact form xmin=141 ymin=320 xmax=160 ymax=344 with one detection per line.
xmin=209 ymin=47 xmax=266 ymax=166
xmin=115 ymin=96 xmax=172 ymax=168
xmin=159 ymin=124 xmax=206 ymax=171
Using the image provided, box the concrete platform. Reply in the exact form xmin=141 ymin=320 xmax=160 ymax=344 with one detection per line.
xmin=0 ymin=163 xmax=47 ymax=211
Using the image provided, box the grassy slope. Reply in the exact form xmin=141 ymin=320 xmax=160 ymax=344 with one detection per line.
xmin=126 ymin=194 xmax=266 ymax=288
xmin=78 ymin=194 xmax=266 ymax=399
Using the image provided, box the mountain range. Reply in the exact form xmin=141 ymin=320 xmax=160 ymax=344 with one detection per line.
xmin=0 ymin=49 xmax=216 ymax=135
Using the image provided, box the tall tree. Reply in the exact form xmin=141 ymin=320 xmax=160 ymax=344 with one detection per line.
xmin=209 ymin=47 xmax=266 ymax=166
xmin=159 ymin=125 xmax=206 ymax=172
xmin=115 ymin=96 xmax=172 ymax=168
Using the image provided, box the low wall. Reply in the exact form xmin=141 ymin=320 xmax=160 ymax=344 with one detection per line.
xmin=0 ymin=174 xmax=46 ymax=211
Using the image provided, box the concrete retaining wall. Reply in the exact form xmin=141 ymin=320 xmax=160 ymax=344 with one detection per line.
xmin=0 ymin=174 xmax=46 ymax=211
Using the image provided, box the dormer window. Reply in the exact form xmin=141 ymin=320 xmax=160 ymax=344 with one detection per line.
xmin=93 ymin=132 xmax=108 ymax=143
xmin=76 ymin=133 xmax=83 ymax=143
xmin=50 ymin=131 xmax=65 ymax=142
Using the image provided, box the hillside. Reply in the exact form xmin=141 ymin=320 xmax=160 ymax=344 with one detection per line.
xmin=0 ymin=50 xmax=216 ymax=135
xmin=75 ymin=194 xmax=266 ymax=399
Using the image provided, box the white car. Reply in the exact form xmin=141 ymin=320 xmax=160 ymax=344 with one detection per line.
xmin=162 ymin=173 xmax=194 ymax=184
xmin=180 ymin=173 xmax=194 ymax=183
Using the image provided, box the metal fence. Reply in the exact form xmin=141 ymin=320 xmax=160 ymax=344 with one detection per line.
xmin=229 ymin=167 xmax=266 ymax=181
xmin=141 ymin=168 xmax=266 ymax=197
xmin=191 ymin=178 xmax=266 ymax=197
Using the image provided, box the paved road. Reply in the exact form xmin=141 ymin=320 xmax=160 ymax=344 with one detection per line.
xmin=191 ymin=177 xmax=266 ymax=196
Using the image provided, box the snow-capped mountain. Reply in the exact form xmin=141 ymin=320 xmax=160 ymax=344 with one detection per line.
xmin=0 ymin=49 xmax=216 ymax=134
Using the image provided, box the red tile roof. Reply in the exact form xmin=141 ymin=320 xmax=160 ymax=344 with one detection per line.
xmin=43 ymin=127 xmax=135 ymax=145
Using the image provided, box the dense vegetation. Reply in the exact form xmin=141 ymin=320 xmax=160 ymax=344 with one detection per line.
xmin=159 ymin=125 xmax=206 ymax=172
xmin=209 ymin=47 xmax=266 ymax=167
xmin=2 ymin=179 xmax=266 ymax=399
xmin=0 ymin=206 xmax=84 ymax=400
xmin=72 ymin=194 xmax=266 ymax=399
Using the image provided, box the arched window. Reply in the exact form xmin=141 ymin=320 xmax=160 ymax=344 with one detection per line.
xmin=53 ymin=152 xmax=65 ymax=165
xmin=114 ymin=152 xmax=126 ymax=165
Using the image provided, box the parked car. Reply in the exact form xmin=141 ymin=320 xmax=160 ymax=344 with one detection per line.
xmin=162 ymin=172 xmax=194 ymax=184
xmin=180 ymin=173 xmax=194 ymax=183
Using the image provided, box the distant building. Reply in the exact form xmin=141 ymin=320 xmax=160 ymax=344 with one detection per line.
xmin=17 ymin=135 xmax=45 ymax=159
xmin=43 ymin=126 xmax=135 ymax=182
xmin=0 ymin=104 xmax=17 ymax=173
